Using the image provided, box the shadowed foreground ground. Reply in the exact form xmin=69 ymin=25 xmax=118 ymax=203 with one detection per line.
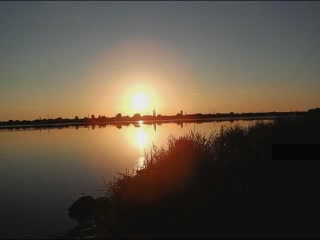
xmin=61 ymin=114 xmax=320 ymax=239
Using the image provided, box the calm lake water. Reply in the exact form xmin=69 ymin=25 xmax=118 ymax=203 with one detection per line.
xmin=0 ymin=120 xmax=269 ymax=239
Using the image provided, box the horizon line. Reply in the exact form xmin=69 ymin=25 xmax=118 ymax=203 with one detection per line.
xmin=1 ymin=107 xmax=319 ymax=123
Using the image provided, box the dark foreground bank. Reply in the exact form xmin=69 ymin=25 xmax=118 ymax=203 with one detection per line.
xmin=61 ymin=114 xmax=320 ymax=239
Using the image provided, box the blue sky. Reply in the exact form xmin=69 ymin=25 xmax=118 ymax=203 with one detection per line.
xmin=1 ymin=1 xmax=320 ymax=120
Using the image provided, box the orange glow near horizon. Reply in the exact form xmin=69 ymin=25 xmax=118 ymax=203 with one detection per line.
xmin=82 ymin=37 xmax=193 ymax=117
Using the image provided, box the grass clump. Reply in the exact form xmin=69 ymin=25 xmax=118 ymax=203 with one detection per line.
xmin=62 ymin=116 xmax=320 ymax=239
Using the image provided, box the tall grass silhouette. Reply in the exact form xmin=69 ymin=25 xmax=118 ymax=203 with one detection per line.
xmin=63 ymin=115 xmax=320 ymax=239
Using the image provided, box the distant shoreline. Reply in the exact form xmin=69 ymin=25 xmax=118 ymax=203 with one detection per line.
xmin=0 ymin=115 xmax=292 ymax=130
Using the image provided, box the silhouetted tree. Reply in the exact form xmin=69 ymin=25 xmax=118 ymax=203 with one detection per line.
xmin=116 ymin=113 xmax=122 ymax=119
xmin=133 ymin=113 xmax=141 ymax=119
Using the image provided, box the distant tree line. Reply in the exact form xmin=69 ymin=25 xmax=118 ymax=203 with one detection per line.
xmin=0 ymin=108 xmax=318 ymax=128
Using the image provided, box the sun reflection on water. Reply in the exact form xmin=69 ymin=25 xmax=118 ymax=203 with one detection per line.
xmin=134 ymin=124 xmax=148 ymax=169
xmin=135 ymin=127 xmax=148 ymax=149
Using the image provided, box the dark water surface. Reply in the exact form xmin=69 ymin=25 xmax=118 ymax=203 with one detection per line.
xmin=0 ymin=120 xmax=269 ymax=239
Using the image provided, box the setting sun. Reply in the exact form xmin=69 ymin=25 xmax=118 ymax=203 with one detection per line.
xmin=131 ymin=92 xmax=150 ymax=112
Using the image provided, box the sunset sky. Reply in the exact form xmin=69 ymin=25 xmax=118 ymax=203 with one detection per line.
xmin=1 ymin=1 xmax=320 ymax=121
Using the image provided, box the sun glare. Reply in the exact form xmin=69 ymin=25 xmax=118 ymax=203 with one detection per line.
xmin=131 ymin=92 xmax=150 ymax=112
